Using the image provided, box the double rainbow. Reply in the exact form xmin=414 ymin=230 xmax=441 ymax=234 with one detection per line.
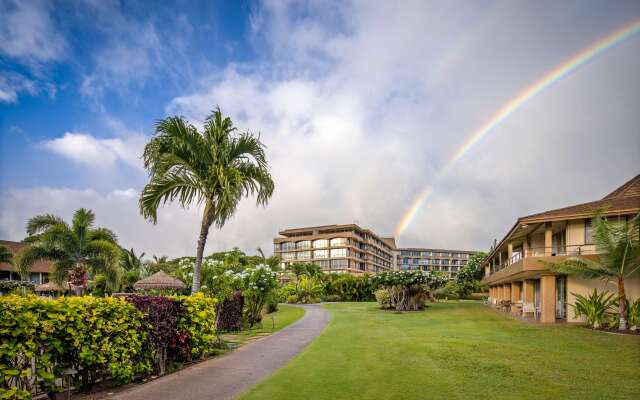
xmin=395 ymin=19 xmax=640 ymax=238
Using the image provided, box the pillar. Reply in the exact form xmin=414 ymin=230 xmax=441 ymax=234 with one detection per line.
xmin=511 ymin=282 xmax=521 ymax=302
xmin=523 ymin=279 xmax=535 ymax=304
xmin=544 ymin=222 xmax=553 ymax=256
xmin=507 ymin=242 xmax=513 ymax=260
xmin=540 ymin=275 xmax=556 ymax=323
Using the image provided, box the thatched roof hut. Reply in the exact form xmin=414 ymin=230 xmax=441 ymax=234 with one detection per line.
xmin=133 ymin=271 xmax=186 ymax=291
xmin=35 ymin=281 xmax=66 ymax=292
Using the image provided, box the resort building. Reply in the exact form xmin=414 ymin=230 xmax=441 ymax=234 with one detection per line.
xmin=273 ymin=224 xmax=396 ymax=274
xmin=0 ymin=240 xmax=52 ymax=284
xmin=482 ymin=174 xmax=640 ymax=323
xmin=396 ymin=248 xmax=479 ymax=279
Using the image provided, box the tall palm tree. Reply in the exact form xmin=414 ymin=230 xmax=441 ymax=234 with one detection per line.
xmin=549 ymin=211 xmax=639 ymax=330
xmin=139 ymin=108 xmax=274 ymax=293
xmin=19 ymin=208 xmax=122 ymax=293
xmin=256 ymin=247 xmax=281 ymax=270
xmin=0 ymin=244 xmax=13 ymax=265
xmin=121 ymin=248 xmax=146 ymax=271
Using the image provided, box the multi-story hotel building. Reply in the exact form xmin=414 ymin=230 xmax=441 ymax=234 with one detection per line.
xmin=482 ymin=174 xmax=640 ymax=323
xmin=396 ymin=248 xmax=479 ymax=279
xmin=273 ymin=224 xmax=396 ymax=274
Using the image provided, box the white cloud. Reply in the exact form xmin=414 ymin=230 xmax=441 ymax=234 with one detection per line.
xmin=0 ymin=0 xmax=66 ymax=64
xmin=42 ymin=132 xmax=146 ymax=169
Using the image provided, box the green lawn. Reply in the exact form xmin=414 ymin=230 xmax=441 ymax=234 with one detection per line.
xmin=224 ymin=304 xmax=305 ymax=346
xmin=239 ymin=302 xmax=640 ymax=400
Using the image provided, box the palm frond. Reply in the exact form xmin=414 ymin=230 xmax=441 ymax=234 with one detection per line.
xmin=88 ymin=227 xmax=118 ymax=244
xmin=139 ymin=170 xmax=205 ymax=223
xmin=0 ymin=244 xmax=13 ymax=265
xmin=546 ymin=257 xmax=614 ymax=279
xmin=26 ymin=213 xmax=68 ymax=235
xmin=19 ymin=245 xmax=67 ymax=280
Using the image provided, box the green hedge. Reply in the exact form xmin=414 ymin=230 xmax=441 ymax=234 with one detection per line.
xmin=0 ymin=294 xmax=218 ymax=399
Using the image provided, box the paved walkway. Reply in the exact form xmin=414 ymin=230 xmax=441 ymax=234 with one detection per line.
xmin=112 ymin=304 xmax=330 ymax=400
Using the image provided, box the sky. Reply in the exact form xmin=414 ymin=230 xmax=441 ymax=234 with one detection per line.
xmin=1 ymin=0 xmax=639 ymax=259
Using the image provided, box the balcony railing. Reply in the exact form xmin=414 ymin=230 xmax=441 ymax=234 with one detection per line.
xmin=490 ymin=245 xmax=598 ymax=274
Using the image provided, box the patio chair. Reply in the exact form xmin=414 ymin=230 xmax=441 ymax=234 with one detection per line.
xmin=522 ymin=302 xmax=535 ymax=317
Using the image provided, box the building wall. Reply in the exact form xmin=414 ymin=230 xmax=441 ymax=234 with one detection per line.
xmin=396 ymin=248 xmax=479 ymax=279
xmin=566 ymin=271 xmax=640 ymax=323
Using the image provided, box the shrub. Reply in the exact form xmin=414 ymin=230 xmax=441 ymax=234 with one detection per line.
xmin=0 ymin=295 xmax=150 ymax=399
xmin=322 ymin=294 xmax=341 ymax=302
xmin=571 ymin=289 xmax=617 ymax=328
xmin=286 ymin=294 xmax=299 ymax=304
xmin=266 ymin=296 xmax=279 ymax=314
xmin=126 ymin=295 xmax=182 ymax=375
xmin=322 ymin=274 xmax=375 ymax=301
xmin=628 ymin=298 xmax=640 ymax=329
xmin=175 ymin=293 xmax=218 ymax=359
xmin=216 ymin=291 xmax=244 ymax=332
xmin=371 ymin=271 xmax=432 ymax=311
xmin=374 ymin=289 xmax=392 ymax=309
xmin=296 ymin=276 xmax=323 ymax=304
xmin=0 ymin=281 xmax=34 ymax=296
xmin=241 ymin=266 xmax=278 ymax=327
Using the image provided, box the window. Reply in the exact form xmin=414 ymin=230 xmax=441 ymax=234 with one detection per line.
xmin=330 ymin=238 xmax=348 ymax=246
xmin=282 ymin=252 xmax=295 ymax=260
xmin=316 ymin=260 xmax=330 ymax=268
xmin=330 ymin=248 xmax=347 ymax=257
xmin=297 ymin=251 xmax=311 ymax=259
xmin=314 ymin=249 xmax=328 ymax=258
xmin=421 ymin=251 xmax=430 ymax=257
xmin=331 ymin=259 xmax=348 ymax=269
xmin=585 ymin=219 xmax=593 ymax=245
xmin=313 ymin=239 xmax=328 ymax=248
xmin=296 ymin=240 xmax=311 ymax=249
xmin=282 ymin=242 xmax=296 ymax=250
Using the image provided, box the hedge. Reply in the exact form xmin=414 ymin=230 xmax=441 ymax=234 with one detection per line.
xmin=0 ymin=294 xmax=218 ymax=399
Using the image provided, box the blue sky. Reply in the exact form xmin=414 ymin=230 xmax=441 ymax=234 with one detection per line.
xmin=1 ymin=1 xmax=639 ymax=258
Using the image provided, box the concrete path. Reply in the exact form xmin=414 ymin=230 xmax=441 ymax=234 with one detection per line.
xmin=112 ymin=304 xmax=330 ymax=400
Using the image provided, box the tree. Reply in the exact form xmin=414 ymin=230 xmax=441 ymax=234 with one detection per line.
xmin=0 ymin=244 xmax=13 ymax=265
xmin=456 ymin=252 xmax=487 ymax=285
xmin=139 ymin=108 xmax=274 ymax=293
xmin=121 ymin=248 xmax=146 ymax=271
xmin=548 ymin=212 xmax=639 ymax=330
xmin=19 ymin=209 xmax=121 ymax=293
xmin=256 ymin=247 xmax=281 ymax=270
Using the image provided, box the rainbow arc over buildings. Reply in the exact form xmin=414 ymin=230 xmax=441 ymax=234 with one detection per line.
xmin=394 ymin=19 xmax=640 ymax=238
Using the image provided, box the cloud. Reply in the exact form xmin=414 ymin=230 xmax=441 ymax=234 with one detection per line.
xmin=42 ymin=132 xmax=146 ymax=169
xmin=0 ymin=0 xmax=66 ymax=64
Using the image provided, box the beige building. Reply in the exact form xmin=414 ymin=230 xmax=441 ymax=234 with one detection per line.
xmin=0 ymin=240 xmax=52 ymax=284
xmin=482 ymin=174 xmax=640 ymax=323
xmin=396 ymin=248 xmax=479 ymax=279
xmin=273 ymin=224 xmax=396 ymax=274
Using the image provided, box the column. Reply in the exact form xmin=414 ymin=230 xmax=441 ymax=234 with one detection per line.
xmin=544 ymin=222 xmax=553 ymax=256
xmin=511 ymin=282 xmax=521 ymax=303
xmin=540 ymin=275 xmax=556 ymax=323
xmin=523 ymin=279 xmax=534 ymax=304
xmin=507 ymin=242 xmax=513 ymax=260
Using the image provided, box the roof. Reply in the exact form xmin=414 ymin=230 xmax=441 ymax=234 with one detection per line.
xmin=0 ymin=240 xmax=55 ymax=273
xmin=398 ymin=247 xmax=480 ymax=254
xmin=484 ymin=174 xmax=640 ymax=263
xmin=133 ymin=271 xmax=186 ymax=290
xmin=520 ymin=174 xmax=640 ymax=223
xmin=381 ymin=237 xmax=397 ymax=249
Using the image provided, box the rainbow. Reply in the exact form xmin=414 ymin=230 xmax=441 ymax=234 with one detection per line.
xmin=395 ymin=19 xmax=640 ymax=237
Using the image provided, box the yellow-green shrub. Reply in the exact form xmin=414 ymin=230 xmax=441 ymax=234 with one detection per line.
xmin=0 ymin=295 xmax=151 ymax=399
xmin=175 ymin=293 xmax=218 ymax=359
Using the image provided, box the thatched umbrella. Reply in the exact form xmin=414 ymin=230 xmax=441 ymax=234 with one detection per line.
xmin=35 ymin=281 xmax=64 ymax=292
xmin=133 ymin=271 xmax=186 ymax=291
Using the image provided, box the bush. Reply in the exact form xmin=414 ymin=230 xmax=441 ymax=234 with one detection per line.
xmin=374 ymin=289 xmax=392 ymax=309
xmin=241 ymin=266 xmax=279 ymax=327
xmin=0 ymin=295 xmax=150 ymax=399
xmin=371 ymin=271 xmax=432 ymax=311
xmin=175 ymin=293 xmax=218 ymax=359
xmin=322 ymin=274 xmax=375 ymax=301
xmin=434 ymin=287 xmax=460 ymax=300
xmin=266 ymin=295 xmax=279 ymax=314
xmin=216 ymin=291 xmax=244 ymax=332
xmin=571 ymin=289 xmax=617 ymax=328
xmin=0 ymin=281 xmax=35 ymax=296
xmin=465 ymin=292 xmax=488 ymax=301
xmin=322 ymin=294 xmax=341 ymax=302
xmin=629 ymin=298 xmax=640 ymax=329
xmin=286 ymin=294 xmax=299 ymax=304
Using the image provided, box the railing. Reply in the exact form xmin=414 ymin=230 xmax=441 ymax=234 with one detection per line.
xmin=489 ymin=245 xmax=598 ymax=275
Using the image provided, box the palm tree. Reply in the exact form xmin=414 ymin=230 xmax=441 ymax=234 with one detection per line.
xmin=139 ymin=107 xmax=274 ymax=293
xmin=121 ymin=248 xmax=146 ymax=271
xmin=19 ymin=208 xmax=122 ymax=294
xmin=0 ymin=244 xmax=13 ymax=265
xmin=549 ymin=211 xmax=639 ymax=330
xmin=256 ymin=247 xmax=281 ymax=270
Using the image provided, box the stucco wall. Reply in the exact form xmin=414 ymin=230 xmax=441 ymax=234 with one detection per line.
xmin=566 ymin=271 xmax=640 ymax=323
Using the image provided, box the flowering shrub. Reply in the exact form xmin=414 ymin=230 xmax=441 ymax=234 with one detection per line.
xmin=0 ymin=295 xmax=150 ymax=399
xmin=241 ymin=265 xmax=278 ymax=327
xmin=372 ymin=271 xmax=433 ymax=311
xmin=175 ymin=293 xmax=218 ymax=359
xmin=375 ymin=288 xmax=392 ymax=309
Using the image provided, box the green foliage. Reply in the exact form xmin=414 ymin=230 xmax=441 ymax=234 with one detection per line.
xmin=0 ymin=281 xmax=34 ymax=295
xmin=434 ymin=281 xmax=461 ymax=300
xmin=429 ymin=271 xmax=449 ymax=290
xmin=286 ymin=294 xmax=299 ymax=304
xmin=570 ymin=289 xmax=617 ymax=328
xmin=628 ymin=298 xmax=640 ymax=328
xmin=372 ymin=271 xmax=433 ymax=311
xmin=456 ymin=252 xmax=487 ymax=285
xmin=374 ymin=288 xmax=392 ymax=309
xmin=265 ymin=295 xmax=279 ymax=314
xmin=241 ymin=266 xmax=279 ymax=326
xmin=0 ymin=245 xmax=13 ymax=266
xmin=0 ymin=295 xmax=150 ymax=399
xmin=175 ymin=293 xmax=218 ymax=359
xmin=287 ymin=263 xmax=321 ymax=279
xmin=322 ymin=273 xmax=376 ymax=301
xmin=20 ymin=208 xmax=122 ymax=292
xmin=139 ymin=108 xmax=275 ymax=292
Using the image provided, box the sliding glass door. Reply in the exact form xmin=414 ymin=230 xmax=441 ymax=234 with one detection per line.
xmin=556 ymin=276 xmax=567 ymax=319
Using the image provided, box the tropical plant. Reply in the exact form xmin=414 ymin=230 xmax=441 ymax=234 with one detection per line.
xmin=372 ymin=271 xmax=433 ymax=311
xmin=296 ymin=275 xmax=323 ymax=303
xmin=628 ymin=298 xmax=640 ymax=329
xmin=375 ymin=288 xmax=392 ymax=309
xmin=548 ymin=211 xmax=640 ymax=330
xmin=0 ymin=244 xmax=13 ymax=265
xmin=456 ymin=252 xmax=487 ymax=285
xmin=287 ymin=263 xmax=322 ymax=279
xmin=19 ymin=209 xmax=121 ymax=294
xmin=257 ymin=247 xmax=281 ymax=270
xmin=121 ymin=247 xmax=146 ymax=271
xmin=241 ymin=265 xmax=278 ymax=326
xmin=139 ymin=108 xmax=275 ymax=293
xmin=570 ymin=289 xmax=617 ymax=329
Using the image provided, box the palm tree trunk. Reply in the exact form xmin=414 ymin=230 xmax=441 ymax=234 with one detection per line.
xmin=192 ymin=205 xmax=214 ymax=294
xmin=618 ymin=276 xmax=627 ymax=330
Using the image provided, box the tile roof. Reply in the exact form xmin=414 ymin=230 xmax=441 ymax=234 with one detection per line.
xmin=0 ymin=240 xmax=55 ymax=273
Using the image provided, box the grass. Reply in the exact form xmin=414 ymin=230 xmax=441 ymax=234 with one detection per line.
xmin=239 ymin=301 xmax=640 ymax=400
xmin=223 ymin=304 xmax=305 ymax=346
